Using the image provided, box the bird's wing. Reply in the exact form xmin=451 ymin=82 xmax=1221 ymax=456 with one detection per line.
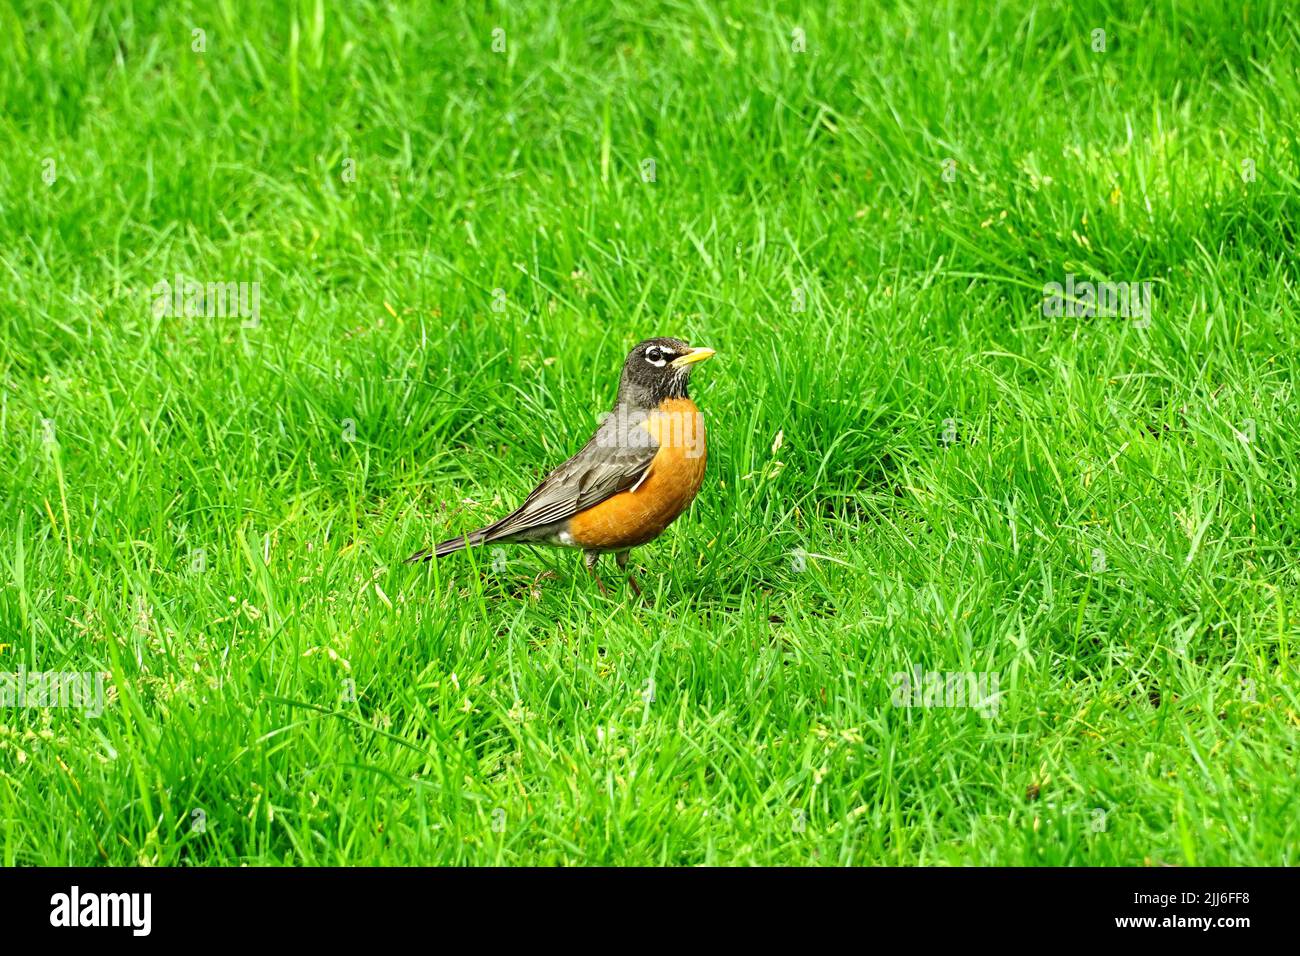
xmin=480 ymin=412 xmax=659 ymax=542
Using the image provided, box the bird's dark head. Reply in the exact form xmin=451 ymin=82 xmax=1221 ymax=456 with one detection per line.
xmin=616 ymin=337 xmax=716 ymax=408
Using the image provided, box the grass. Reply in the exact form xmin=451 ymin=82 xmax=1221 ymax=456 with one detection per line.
xmin=1 ymin=0 xmax=1298 ymax=866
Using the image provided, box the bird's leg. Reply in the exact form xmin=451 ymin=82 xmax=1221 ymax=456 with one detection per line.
xmin=615 ymin=550 xmax=642 ymax=598
xmin=584 ymin=551 xmax=609 ymax=595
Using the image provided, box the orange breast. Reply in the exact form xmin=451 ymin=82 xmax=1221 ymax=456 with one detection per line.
xmin=568 ymin=398 xmax=707 ymax=551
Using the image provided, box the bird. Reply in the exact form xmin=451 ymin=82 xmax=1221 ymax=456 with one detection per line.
xmin=407 ymin=337 xmax=716 ymax=595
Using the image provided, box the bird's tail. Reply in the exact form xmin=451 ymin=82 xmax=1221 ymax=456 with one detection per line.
xmin=405 ymin=528 xmax=491 ymax=563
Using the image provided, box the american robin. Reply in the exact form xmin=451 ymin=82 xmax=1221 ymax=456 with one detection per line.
xmin=407 ymin=337 xmax=716 ymax=595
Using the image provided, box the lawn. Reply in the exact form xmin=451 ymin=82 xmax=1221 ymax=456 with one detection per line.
xmin=1 ymin=0 xmax=1298 ymax=866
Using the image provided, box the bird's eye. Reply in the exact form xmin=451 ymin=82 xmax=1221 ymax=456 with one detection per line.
xmin=645 ymin=347 xmax=665 ymax=366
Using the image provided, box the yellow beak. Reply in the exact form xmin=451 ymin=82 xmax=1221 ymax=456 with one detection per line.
xmin=671 ymin=346 xmax=716 ymax=368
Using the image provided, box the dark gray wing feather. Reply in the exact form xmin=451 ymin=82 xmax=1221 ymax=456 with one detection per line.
xmin=408 ymin=408 xmax=657 ymax=561
xmin=483 ymin=411 xmax=658 ymax=540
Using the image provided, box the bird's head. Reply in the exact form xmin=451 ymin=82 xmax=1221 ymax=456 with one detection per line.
xmin=616 ymin=337 xmax=716 ymax=408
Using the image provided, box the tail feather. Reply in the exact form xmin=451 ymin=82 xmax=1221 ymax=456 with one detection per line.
xmin=405 ymin=528 xmax=490 ymax=563
xmin=409 ymin=496 xmax=536 ymax=564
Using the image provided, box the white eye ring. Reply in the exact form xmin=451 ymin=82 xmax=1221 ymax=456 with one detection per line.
xmin=645 ymin=347 xmax=666 ymax=367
